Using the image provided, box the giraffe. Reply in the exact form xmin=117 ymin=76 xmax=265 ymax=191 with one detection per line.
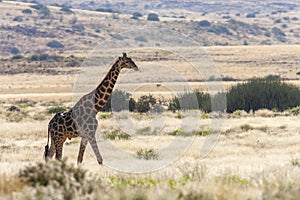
xmin=44 ymin=53 xmax=138 ymax=165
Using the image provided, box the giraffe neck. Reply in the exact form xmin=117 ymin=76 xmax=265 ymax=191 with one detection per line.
xmin=93 ymin=60 xmax=121 ymax=113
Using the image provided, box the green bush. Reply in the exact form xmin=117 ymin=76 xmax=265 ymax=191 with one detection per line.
xmin=47 ymin=106 xmax=67 ymax=114
xmin=226 ymin=79 xmax=300 ymax=112
xmin=136 ymin=94 xmax=156 ymax=113
xmin=101 ymin=90 xmax=131 ymax=112
xmin=168 ymin=90 xmax=211 ymax=112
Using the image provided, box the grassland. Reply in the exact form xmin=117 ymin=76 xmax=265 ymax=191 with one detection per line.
xmin=0 ymin=104 xmax=299 ymax=199
xmin=0 ymin=1 xmax=300 ymax=199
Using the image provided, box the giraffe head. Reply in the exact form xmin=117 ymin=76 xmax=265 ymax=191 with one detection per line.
xmin=118 ymin=53 xmax=138 ymax=71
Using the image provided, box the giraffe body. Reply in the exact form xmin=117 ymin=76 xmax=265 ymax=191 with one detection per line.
xmin=44 ymin=53 xmax=138 ymax=165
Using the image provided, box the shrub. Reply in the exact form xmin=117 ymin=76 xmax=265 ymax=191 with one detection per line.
xmin=95 ymin=8 xmax=117 ymax=13
xmin=240 ymin=124 xmax=254 ymax=131
xmin=291 ymin=157 xmax=300 ymax=167
xmin=274 ymin=19 xmax=282 ymax=23
xmin=136 ymin=94 xmax=157 ymax=113
xmin=208 ymin=25 xmax=232 ymax=35
xmin=22 ymin=9 xmax=32 ymax=14
xmin=47 ymin=106 xmax=67 ymax=114
xmin=291 ymin=17 xmax=298 ymax=21
xmin=30 ymin=3 xmax=51 ymax=18
xmin=231 ymin=110 xmax=248 ymax=118
xmin=47 ymin=40 xmax=64 ymax=48
xmin=132 ymin=12 xmax=142 ymax=19
xmin=13 ymin=16 xmax=23 ymax=22
xmin=99 ymin=113 xmax=111 ymax=119
xmin=255 ymin=109 xmax=274 ymax=117
xmin=101 ymin=90 xmax=131 ymax=112
xmin=272 ymin=27 xmax=285 ymax=37
xmin=7 ymin=105 xmax=20 ymax=112
xmin=12 ymin=55 xmax=23 ymax=60
xmin=72 ymin=24 xmax=85 ymax=32
xmin=226 ymin=79 xmax=300 ymax=112
xmin=19 ymin=160 xmax=89 ymax=199
xmin=150 ymin=104 xmax=164 ymax=113
xmin=60 ymin=5 xmax=74 ymax=14
xmin=246 ymin=13 xmax=256 ymax=18
xmin=104 ymin=130 xmax=131 ymax=140
xmin=168 ymin=90 xmax=211 ymax=112
xmin=129 ymin=98 xmax=136 ymax=112
xmin=136 ymin=148 xmax=159 ymax=160
xmin=109 ymin=34 xmax=123 ymax=40
xmin=147 ymin=13 xmax=159 ymax=21
xmin=198 ymin=20 xmax=211 ymax=27
xmin=265 ymin=74 xmax=281 ymax=80
xmin=134 ymin=36 xmax=148 ymax=42
xmin=29 ymin=54 xmax=63 ymax=61
xmin=264 ymin=31 xmax=271 ymax=37
xmin=10 ymin=47 xmax=20 ymax=55
xmin=288 ymin=106 xmax=300 ymax=116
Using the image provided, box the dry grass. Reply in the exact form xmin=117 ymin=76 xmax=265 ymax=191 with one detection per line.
xmin=0 ymin=106 xmax=299 ymax=199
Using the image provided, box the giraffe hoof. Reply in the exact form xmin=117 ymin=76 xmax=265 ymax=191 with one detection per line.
xmin=98 ymin=159 xmax=103 ymax=165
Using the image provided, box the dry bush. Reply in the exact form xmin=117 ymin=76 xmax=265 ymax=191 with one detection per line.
xmin=254 ymin=109 xmax=274 ymax=117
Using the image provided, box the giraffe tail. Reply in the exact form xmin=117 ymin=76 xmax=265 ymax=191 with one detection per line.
xmin=43 ymin=125 xmax=50 ymax=161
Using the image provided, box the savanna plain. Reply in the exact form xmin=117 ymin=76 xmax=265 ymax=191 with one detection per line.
xmin=0 ymin=1 xmax=300 ymax=200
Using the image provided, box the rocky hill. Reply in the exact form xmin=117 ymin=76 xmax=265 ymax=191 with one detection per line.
xmin=0 ymin=0 xmax=299 ymax=57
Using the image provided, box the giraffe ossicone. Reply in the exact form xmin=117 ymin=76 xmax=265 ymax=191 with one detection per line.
xmin=44 ymin=53 xmax=138 ymax=165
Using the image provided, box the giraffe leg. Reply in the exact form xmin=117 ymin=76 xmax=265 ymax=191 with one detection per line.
xmin=77 ymin=137 xmax=88 ymax=165
xmin=55 ymin=137 xmax=66 ymax=160
xmin=88 ymin=134 xmax=103 ymax=165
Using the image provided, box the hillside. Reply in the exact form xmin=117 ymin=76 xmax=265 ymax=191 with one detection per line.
xmin=0 ymin=0 xmax=300 ymax=57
